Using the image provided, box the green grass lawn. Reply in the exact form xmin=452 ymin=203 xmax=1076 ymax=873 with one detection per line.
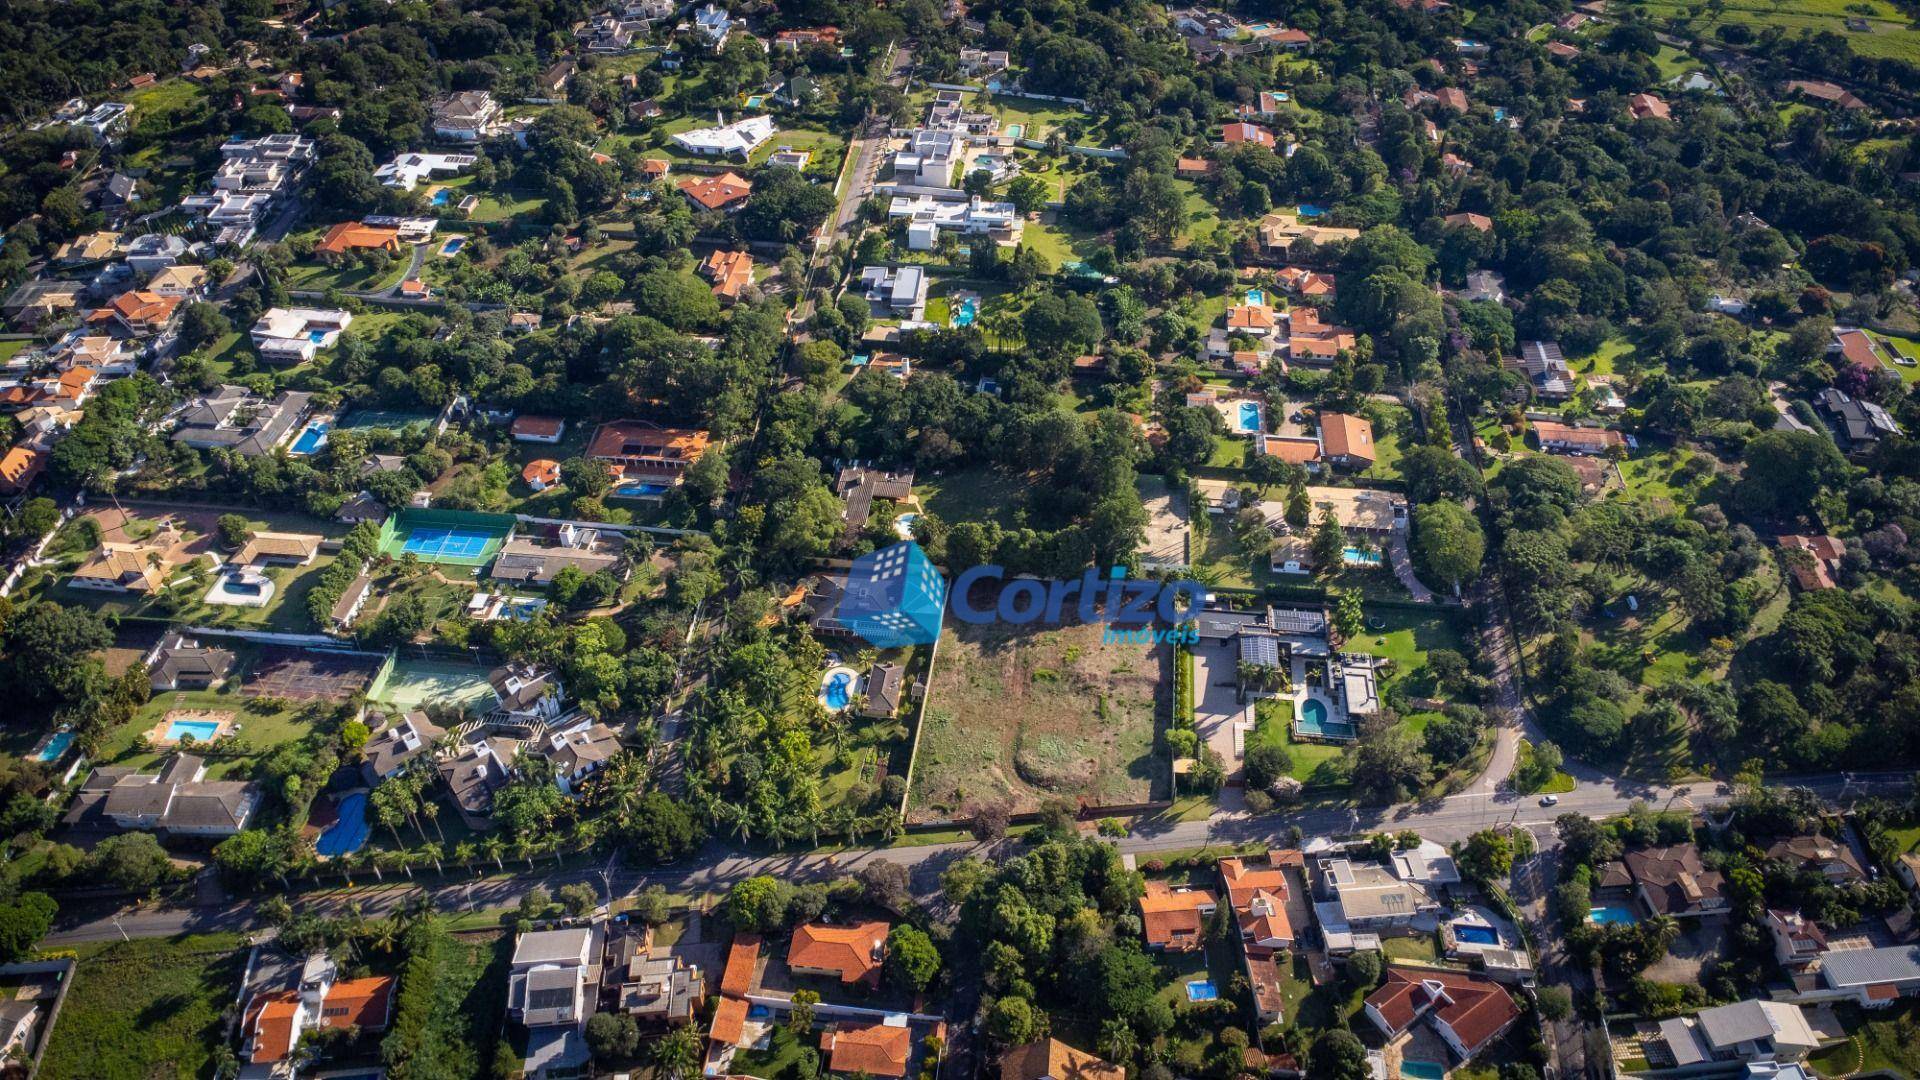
xmin=0 ymin=340 xmax=29 ymax=364
xmin=1359 ymin=403 xmax=1411 ymax=483
xmin=1346 ymin=605 xmax=1471 ymax=696
xmin=1382 ymin=934 xmax=1440 ymax=964
xmin=1806 ymin=1000 xmax=1920 ymax=1078
xmin=987 ymin=93 xmax=1094 ymax=140
xmin=1577 ymin=335 xmax=1634 ymax=375
xmin=1252 ymin=698 xmax=1350 ymax=788
xmin=1277 ymin=949 xmax=1369 ymax=1031
xmin=1020 ymin=220 xmax=1101 ymax=270
xmin=915 ymin=466 xmax=1025 ymax=530
xmin=285 ymin=254 xmax=411 ymax=294
xmin=750 ymin=125 xmax=848 ymax=172
xmin=1635 ymin=0 xmax=1920 ymax=61
xmin=40 ymin=933 xmax=248 ymax=1080
xmin=47 ymin=550 xmax=341 ymax=635
xmin=126 ymin=79 xmax=209 ymax=130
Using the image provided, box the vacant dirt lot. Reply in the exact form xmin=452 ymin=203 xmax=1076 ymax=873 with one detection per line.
xmin=907 ymin=606 xmax=1166 ymax=823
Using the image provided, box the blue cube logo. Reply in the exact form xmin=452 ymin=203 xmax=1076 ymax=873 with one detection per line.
xmin=840 ymin=541 xmax=947 ymax=647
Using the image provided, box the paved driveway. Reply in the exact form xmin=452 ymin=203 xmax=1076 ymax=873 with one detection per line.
xmin=1193 ymin=638 xmax=1254 ymax=784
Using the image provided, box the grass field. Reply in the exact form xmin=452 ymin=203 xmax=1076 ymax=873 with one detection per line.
xmin=908 ymin=611 xmax=1165 ymax=822
xmin=915 ymin=466 xmax=1025 ymax=530
xmin=1019 ymin=219 xmax=1102 ymax=270
xmin=40 ymin=933 xmax=247 ymax=1080
xmin=1635 ymin=0 xmax=1920 ymax=61
xmin=1250 ymin=698 xmax=1350 ymax=787
xmin=1805 ymin=1000 xmax=1920 ymax=1078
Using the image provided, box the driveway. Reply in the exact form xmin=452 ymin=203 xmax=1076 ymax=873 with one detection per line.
xmin=1387 ymin=525 xmax=1435 ymax=603
xmin=1192 ymin=638 xmax=1254 ymax=785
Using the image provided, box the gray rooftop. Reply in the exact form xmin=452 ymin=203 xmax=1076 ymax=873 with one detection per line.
xmin=1820 ymin=945 xmax=1920 ymax=988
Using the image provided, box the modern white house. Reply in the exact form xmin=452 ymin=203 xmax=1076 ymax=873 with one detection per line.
xmin=670 ymin=113 xmax=776 ymax=158
xmin=251 ymin=307 xmax=354 ymax=364
xmin=375 ymin=151 xmax=479 ymax=190
xmin=430 ymin=91 xmax=503 ymax=142
xmin=889 ymin=194 xmax=1021 ymax=250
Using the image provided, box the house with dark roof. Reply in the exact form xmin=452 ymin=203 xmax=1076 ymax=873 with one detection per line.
xmin=171 ymin=385 xmax=314 ymax=457
xmin=362 ymin=710 xmax=447 ymax=782
xmin=1766 ymin=908 xmax=1827 ymax=971
xmin=487 ymin=662 xmax=567 ymax=726
xmin=1767 ymin=835 xmax=1865 ymax=884
xmin=149 ymin=632 xmax=236 ymax=692
xmin=436 ymin=736 xmax=517 ymax=829
xmin=545 ymin=722 xmax=622 ymax=796
xmin=862 ymin=661 xmax=906 ymax=719
xmin=506 ymin=925 xmax=601 ymax=1078
xmin=65 ymin=753 xmax=261 ymax=837
xmin=1511 ymin=340 xmax=1574 ymax=400
xmin=835 ymin=463 xmax=915 ymax=531
xmin=1814 ymin=387 xmax=1900 ymax=454
xmin=1365 ymin=966 xmax=1520 ymax=1063
xmin=610 ymin=925 xmax=702 ymax=1025
xmin=1608 ymin=845 xmax=1728 ymax=918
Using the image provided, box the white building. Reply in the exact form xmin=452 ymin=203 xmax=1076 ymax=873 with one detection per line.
xmin=212 ymin=133 xmax=316 ymax=194
xmin=670 ymin=113 xmax=777 ymax=158
xmin=893 ymin=128 xmax=963 ymax=187
xmin=889 ymin=194 xmax=1021 ymax=250
xmin=691 ymin=3 xmax=739 ymax=49
xmin=251 ymin=307 xmax=354 ymax=365
xmin=431 ymin=90 xmax=503 ymax=142
xmin=75 ymin=102 xmax=131 ymax=144
xmin=375 ymin=151 xmax=479 ymax=190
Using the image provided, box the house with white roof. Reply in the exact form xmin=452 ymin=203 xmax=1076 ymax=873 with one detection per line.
xmin=691 ymin=4 xmax=741 ymax=49
xmin=671 ymin=113 xmax=777 ymax=159
xmin=889 ymin=194 xmax=1021 ymax=250
xmin=1650 ymin=1000 xmax=1822 ymax=1069
xmin=375 ymin=152 xmax=479 ymax=190
xmin=251 ymin=308 xmax=354 ymax=365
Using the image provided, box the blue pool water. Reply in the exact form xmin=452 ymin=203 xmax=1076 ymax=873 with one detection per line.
xmin=1589 ymin=905 xmax=1638 ymax=926
xmin=221 ymin=577 xmax=265 ymax=596
xmin=1236 ymin=401 xmax=1262 ymax=432
xmin=1296 ymin=698 xmax=1356 ymax=739
xmin=166 ymin=718 xmax=222 ymax=743
xmin=316 ymin=792 xmax=370 ymax=857
xmin=440 ymin=236 xmax=465 ymax=256
xmin=1401 ymin=1061 xmax=1447 ymax=1080
xmin=615 ymin=481 xmax=671 ymax=498
xmin=1492 ymin=107 xmax=1509 ymax=121
xmin=1185 ymin=981 xmax=1218 ymax=1002
xmin=1006 ymin=123 xmax=1025 ymax=138
xmin=821 ymin=671 xmax=854 ymax=710
xmin=308 ymin=329 xmax=329 ymax=343
xmin=1246 ymin=288 xmax=1266 ymax=306
xmin=430 ymin=188 xmax=451 ymax=206
xmin=1296 ymin=203 xmax=1328 ymax=218
xmin=32 ymin=732 xmax=73 ymax=763
xmin=289 ymin=421 xmax=330 ymax=455
xmin=1454 ymin=924 xmax=1499 ymax=945
xmin=952 ymin=297 xmax=979 ymax=327
xmin=1343 ymin=546 xmax=1384 ymax=566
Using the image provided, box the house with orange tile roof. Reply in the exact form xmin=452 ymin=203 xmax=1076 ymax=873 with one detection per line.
xmin=315 ymin=222 xmax=402 ymax=256
xmin=522 ymin=459 xmax=561 ymax=491
xmin=1256 ymin=434 xmax=1322 ymax=468
xmin=49 ymin=365 xmax=100 ymax=407
xmin=1139 ymin=880 xmax=1218 ymax=952
xmin=707 ymin=933 xmax=764 ymax=1074
xmin=88 ymin=291 xmax=182 ymax=337
xmin=587 ymin=420 xmax=713 ymax=492
xmin=1779 ymin=534 xmax=1845 ymax=591
xmin=1219 ymin=122 xmax=1276 ymax=148
xmin=72 ymin=541 xmax=171 ymax=593
xmin=1226 ymin=303 xmax=1277 ymax=336
xmin=1000 ymin=1038 xmax=1126 ymax=1080
xmin=822 ymin=1022 xmax=913 ymax=1078
xmin=511 ymin=415 xmax=566 ymax=443
xmin=789 ymin=920 xmax=890 ymax=985
xmin=241 ymin=952 xmax=396 ymax=1075
xmin=1274 ymin=266 xmax=1335 ymax=297
xmin=1629 ymin=93 xmax=1672 ymax=120
xmin=1220 ymin=850 xmax=1305 ymax=1024
xmin=701 ymin=248 xmax=756 ymax=303
xmin=1365 ymin=966 xmax=1519 ymax=1062
xmin=678 ymin=171 xmax=753 ymax=212
xmin=1444 ymin=211 xmax=1493 ymax=232
xmin=0 ymin=446 xmax=47 ymax=495
xmin=1176 ymin=157 xmax=1214 ymax=177
xmin=1319 ymin=412 xmax=1375 ymax=468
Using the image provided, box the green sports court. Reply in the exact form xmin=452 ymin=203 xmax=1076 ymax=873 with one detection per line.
xmin=376 ymin=507 xmax=515 ymax=567
xmin=366 ymin=655 xmax=499 ymax=713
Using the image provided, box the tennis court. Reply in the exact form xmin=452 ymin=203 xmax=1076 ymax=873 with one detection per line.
xmin=242 ymin=647 xmax=382 ymax=701
xmin=368 ymin=657 xmax=498 ymax=713
xmin=377 ymin=507 xmax=514 ymax=567
xmin=402 ymin=527 xmax=496 ymax=560
xmin=335 ymin=408 xmax=436 ymax=432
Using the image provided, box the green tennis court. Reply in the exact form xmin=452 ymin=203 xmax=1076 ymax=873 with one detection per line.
xmin=336 ymin=408 xmax=437 ymax=432
xmin=376 ymin=508 xmax=514 ymax=566
xmin=367 ymin=658 xmax=498 ymax=713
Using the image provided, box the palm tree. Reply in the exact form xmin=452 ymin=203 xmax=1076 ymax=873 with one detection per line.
xmin=481 ymin=834 xmax=506 ymax=872
xmin=453 ymin=841 xmax=478 ymax=869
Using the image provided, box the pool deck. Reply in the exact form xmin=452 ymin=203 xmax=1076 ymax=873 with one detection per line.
xmin=144 ymin=709 xmax=236 ymax=747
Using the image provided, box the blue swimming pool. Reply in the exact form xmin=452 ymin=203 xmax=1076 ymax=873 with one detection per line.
xmin=615 ymin=481 xmax=671 ymax=498
xmin=308 ymin=329 xmax=329 ymax=343
xmin=316 ymin=792 xmax=370 ymax=857
xmin=1401 ymin=1061 xmax=1447 ymax=1080
xmin=289 ymin=421 xmax=330 ymax=455
xmin=1185 ymin=980 xmax=1218 ymax=1002
xmin=1589 ymin=905 xmax=1638 ymax=926
xmin=821 ymin=671 xmax=854 ymax=711
xmin=952 ymin=296 xmax=979 ymax=327
xmin=1236 ymin=401 xmax=1262 ymax=432
xmin=1296 ymin=697 xmax=1356 ymax=739
xmin=1297 ymin=203 xmax=1328 ymax=218
xmin=1246 ymin=288 xmax=1266 ymax=306
xmin=1343 ymin=546 xmax=1384 ymax=566
xmin=32 ymin=731 xmax=73 ymax=763
xmin=1454 ymin=924 xmax=1499 ymax=946
xmin=430 ymin=188 xmax=451 ymax=206
xmin=221 ymin=577 xmax=265 ymax=596
xmin=166 ymin=718 xmax=223 ymax=743
xmin=440 ymin=236 xmax=465 ymax=256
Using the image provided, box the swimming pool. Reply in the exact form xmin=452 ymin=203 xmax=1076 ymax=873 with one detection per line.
xmin=1589 ymin=905 xmax=1638 ymax=926
xmin=1185 ymin=980 xmax=1218 ymax=1002
xmin=1296 ymin=697 xmax=1356 ymax=739
xmin=1297 ymin=203 xmax=1328 ymax=218
xmin=1006 ymin=123 xmax=1025 ymax=137
xmin=32 ymin=731 xmax=73 ymax=763
xmin=1454 ymin=923 xmax=1499 ymax=946
xmin=166 ymin=718 xmax=223 ymax=743
xmin=289 ymin=421 xmax=331 ymax=455
xmin=895 ymin=512 xmax=919 ymax=540
xmin=1236 ymin=401 xmax=1263 ymax=433
xmin=1246 ymin=289 xmax=1266 ymax=306
xmin=743 ymin=94 xmax=767 ymax=108
xmin=952 ymin=296 xmax=979 ymax=327
xmin=220 ymin=576 xmax=265 ymax=596
xmin=316 ymin=792 xmax=370 ymax=857
xmin=615 ymin=481 xmax=672 ymax=498
xmin=430 ymin=188 xmax=451 ymax=206
xmin=440 ymin=236 xmax=465 ymax=256
xmin=819 ymin=666 xmax=859 ymax=712
xmin=1343 ymin=546 xmax=1384 ymax=566
xmin=1401 ymin=1061 xmax=1447 ymax=1080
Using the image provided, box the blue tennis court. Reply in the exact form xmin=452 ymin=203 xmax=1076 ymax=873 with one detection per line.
xmin=402 ymin=527 xmax=495 ymax=559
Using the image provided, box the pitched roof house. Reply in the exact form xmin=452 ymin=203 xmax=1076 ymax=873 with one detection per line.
xmin=1001 ymin=1039 xmax=1125 ymax=1080
xmin=1611 ymin=845 xmax=1727 ymax=917
xmin=822 ymin=1022 xmax=913 ymax=1078
xmin=789 ymin=920 xmax=890 ymax=985
xmin=1365 ymin=966 xmax=1520 ymax=1062
xmin=1139 ymin=880 xmax=1218 ymax=951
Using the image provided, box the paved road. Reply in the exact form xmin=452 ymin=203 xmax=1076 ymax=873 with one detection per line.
xmin=42 ymin=769 xmax=1913 ymax=948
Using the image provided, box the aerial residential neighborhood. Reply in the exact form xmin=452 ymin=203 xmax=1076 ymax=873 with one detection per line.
xmin=0 ymin=0 xmax=1916 ymax=1079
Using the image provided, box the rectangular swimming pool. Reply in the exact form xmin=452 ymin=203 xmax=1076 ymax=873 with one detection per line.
xmin=166 ymin=718 xmax=222 ymax=742
xmin=1400 ymin=1061 xmax=1447 ymax=1080
xmin=289 ymin=421 xmax=330 ymax=455
xmin=1589 ymin=904 xmax=1638 ymax=926
xmin=32 ymin=731 xmax=73 ymax=762
xmin=1453 ymin=924 xmax=1499 ymax=945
